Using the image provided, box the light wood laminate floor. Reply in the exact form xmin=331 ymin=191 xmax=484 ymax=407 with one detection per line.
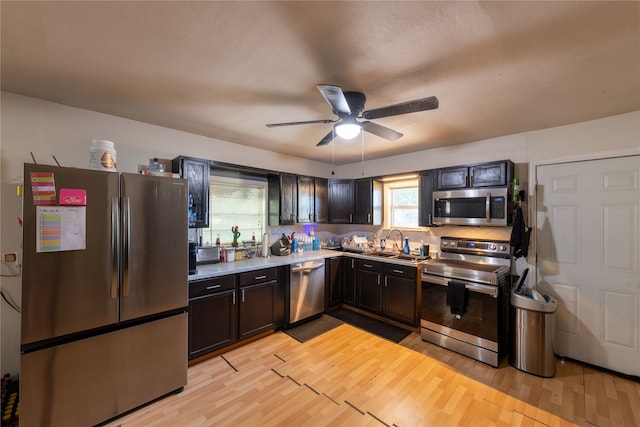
xmin=106 ymin=325 xmax=640 ymax=426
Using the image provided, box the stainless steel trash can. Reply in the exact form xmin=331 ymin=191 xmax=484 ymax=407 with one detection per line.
xmin=509 ymin=290 xmax=557 ymax=377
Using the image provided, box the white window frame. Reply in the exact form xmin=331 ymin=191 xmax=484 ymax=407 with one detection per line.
xmin=200 ymin=175 xmax=268 ymax=246
xmin=383 ymin=178 xmax=421 ymax=230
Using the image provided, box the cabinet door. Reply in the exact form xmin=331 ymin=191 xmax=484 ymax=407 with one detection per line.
xmin=314 ymin=178 xmax=328 ymax=223
xmin=328 ymin=180 xmax=354 ymax=223
xmin=342 ymin=257 xmax=356 ymax=305
xmin=357 ymin=269 xmax=382 ymax=313
xmin=470 ymin=161 xmax=509 ymax=187
xmin=280 ymin=173 xmax=297 ymax=225
xmin=418 ymin=170 xmax=435 ymax=226
xmin=188 ymin=290 xmax=237 ymax=359
xmin=353 ymin=178 xmax=373 ymax=224
xmin=326 ymin=257 xmax=342 ymax=308
xmin=356 ymin=260 xmax=383 ymax=313
xmin=297 ymin=176 xmax=314 ymax=223
xmin=383 ymin=274 xmax=417 ymax=326
xmin=239 ymin=281 xmax=275 ymax=340
xmin=436 ymin=166 xmax=469 ymax=190
xmin=173 ymin=157 xmax=210 ymax=228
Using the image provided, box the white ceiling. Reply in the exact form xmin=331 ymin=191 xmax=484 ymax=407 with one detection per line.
xmin=2 ymin=1 xmax=639 ymax=165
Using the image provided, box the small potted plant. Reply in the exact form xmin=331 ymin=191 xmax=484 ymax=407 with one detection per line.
xmin=231 ymin=225 xmax=241 ymax=247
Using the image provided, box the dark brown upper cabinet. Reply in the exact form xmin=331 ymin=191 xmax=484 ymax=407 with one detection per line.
xmin=328 ymin=178 xmax=381 ymax=225
xmin=328 ymin=179 xmax=354 ymax=224
xmin=354 ymin=178 xmax=382 ymax=225
xmin=297 ymin=176 xmax=314 ymax=224
xmin=314 ymin=178 xmax=328 ymax=223
xmin=279 ymin=173 xmax=297 ymax=225
xmin=418 ymin=170 xmax=436 ymax=227
xmin=436 ymin=160 xmax=513 ymax=190
xmin=172 ymin=156 xmax=210 ymax=228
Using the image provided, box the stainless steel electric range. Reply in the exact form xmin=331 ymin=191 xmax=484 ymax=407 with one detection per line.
xmin=421 ymin=236 xmax=512 ymax=367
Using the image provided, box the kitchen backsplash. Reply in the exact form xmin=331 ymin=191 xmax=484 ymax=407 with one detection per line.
xmin=264 ymin=223 xmax=512 ymax=255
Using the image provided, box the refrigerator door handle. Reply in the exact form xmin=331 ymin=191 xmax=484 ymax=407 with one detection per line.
xmin=122 ymin=196 xmax=131 ymax=297
xmin=111 ymin=197 xmax=119 ymax=299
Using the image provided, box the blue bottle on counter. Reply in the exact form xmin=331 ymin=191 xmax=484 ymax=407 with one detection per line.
xmin=291 ymin=237 xmax=298 ymax=253
xmin=403 ymin=237 xmax=410 ymax=255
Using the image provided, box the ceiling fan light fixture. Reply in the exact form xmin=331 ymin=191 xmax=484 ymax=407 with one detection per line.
xmin=335 ymin=123 xmax=361 ymax=140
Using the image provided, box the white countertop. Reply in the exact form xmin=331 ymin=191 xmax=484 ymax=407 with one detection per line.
xmin=188 ymin=249 xmax=423 ymax=281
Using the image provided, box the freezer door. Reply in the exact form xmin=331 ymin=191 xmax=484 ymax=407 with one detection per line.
xmin=119 ymin=173 xmax=188 ymax=320
xmin=22 ymin=164 xmax=120 ymax=347
xmin=20 ymin=313 xmax=187 ymax=426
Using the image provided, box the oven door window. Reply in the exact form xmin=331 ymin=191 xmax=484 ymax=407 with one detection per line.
xmin=421 ymin=281 xmax=498 ymax=342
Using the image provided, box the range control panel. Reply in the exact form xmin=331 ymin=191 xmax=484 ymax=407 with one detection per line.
xmin=440 ymin=236 xmax=511 ymax=257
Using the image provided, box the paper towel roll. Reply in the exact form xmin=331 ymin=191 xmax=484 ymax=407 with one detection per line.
xmin=261 ymin=233 xmax=269 ymax=257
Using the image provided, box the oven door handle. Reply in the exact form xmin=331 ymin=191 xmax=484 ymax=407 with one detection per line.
xmin=423 ymin=276 xmax=498 ymax=298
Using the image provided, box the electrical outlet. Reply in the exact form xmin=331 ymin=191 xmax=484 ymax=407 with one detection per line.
xmin=3 ymin=253 xmax=17 ymax=263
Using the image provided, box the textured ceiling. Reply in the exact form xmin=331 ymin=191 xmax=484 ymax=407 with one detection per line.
xmin=2 ymin=1 xmax=639 ymax=165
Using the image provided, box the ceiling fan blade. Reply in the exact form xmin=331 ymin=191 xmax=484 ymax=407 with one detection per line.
xmin=316 ymin=129 xmax=336 ymax=146
xmin=361 ymin=121 xmax=403 ymax=141
xmin=362 ymin=96 xmax=439 ymax=120
xmin=266 ymin=119 xmax=336 ymax=128
xmin=317 ymin=85 xmax=351 ymax=115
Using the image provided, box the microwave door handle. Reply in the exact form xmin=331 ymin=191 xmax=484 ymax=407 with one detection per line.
xmin=485 ymin=192 xmax=491 ymax=223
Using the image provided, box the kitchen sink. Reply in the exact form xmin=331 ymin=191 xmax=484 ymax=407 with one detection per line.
xmin=367 ymin=251 xmax=399 ymax=258
xmin=363 ymin=251 xmax=430 ymax=263
xmin=395 ymin=254 xmax=430 ymax=262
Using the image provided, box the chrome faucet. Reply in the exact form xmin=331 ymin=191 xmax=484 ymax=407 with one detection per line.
xmin=386 ymin=228 xmax=404 ymax=252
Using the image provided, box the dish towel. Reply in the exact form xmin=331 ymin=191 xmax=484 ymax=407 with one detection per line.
xmin=510 ymin=205 xmax=532 ymax=258
xmin=446 ymin=280 xmax=469 ymax=317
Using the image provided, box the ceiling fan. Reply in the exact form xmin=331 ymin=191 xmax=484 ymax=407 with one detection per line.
xmin=266 ymin=84 xmax=439 ymax=146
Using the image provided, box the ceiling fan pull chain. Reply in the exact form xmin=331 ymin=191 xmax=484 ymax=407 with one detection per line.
xmin=331 ymin=127 xmax=335 ymax=175
xmin=361 ymin=131 xmax=365 ymax=176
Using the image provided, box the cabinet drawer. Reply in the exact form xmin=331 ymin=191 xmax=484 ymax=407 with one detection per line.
xmin=383 ymin=263 xmax=417 ymax=280
xmin=239 ymin=267 xmax=277 ymax=286
xmin=189 ymin=275 xmax=236 ymax=299
xmin=356 ymin=259 xmax=383 ymax=272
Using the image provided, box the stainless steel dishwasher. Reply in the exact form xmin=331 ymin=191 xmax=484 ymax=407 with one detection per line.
xmin=288 ymin=260 xmax=325 ymax=325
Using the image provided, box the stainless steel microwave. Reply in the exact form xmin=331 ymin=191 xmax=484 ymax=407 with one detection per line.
xmin=432 ymin=187 xmax=510 ymax=226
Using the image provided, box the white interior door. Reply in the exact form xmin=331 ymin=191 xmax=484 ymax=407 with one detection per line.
xmin=536 ymin=155 xmax=639 ymax=376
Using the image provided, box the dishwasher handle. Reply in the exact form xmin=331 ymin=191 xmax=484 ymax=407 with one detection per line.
xmin=291 ymin=262 xmax=324 ymax=273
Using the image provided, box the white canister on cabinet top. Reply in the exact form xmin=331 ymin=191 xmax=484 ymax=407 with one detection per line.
xmin=89 ymin=139 xmax=117 ymax=172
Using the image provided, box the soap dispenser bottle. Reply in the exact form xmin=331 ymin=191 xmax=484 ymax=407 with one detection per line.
xmin=403 ymin=237 xmax=410 ymax=255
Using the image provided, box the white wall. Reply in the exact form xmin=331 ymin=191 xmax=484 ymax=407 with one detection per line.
xmin=1 ymin=91 xmax=639 ymax=375
xmin=336 ymin=111 xmax=640 ymax=178
xmin=0 ymin=92 xmax=333 ymax=375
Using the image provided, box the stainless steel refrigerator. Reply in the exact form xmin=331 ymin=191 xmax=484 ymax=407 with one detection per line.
xmin=21 ymin=163 xmax=189 ymax=426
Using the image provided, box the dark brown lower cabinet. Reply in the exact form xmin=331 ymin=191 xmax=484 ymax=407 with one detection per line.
xmin=188 ymin=268 xmax=277 ymax=360
xmin=342 ymin=257 xmax=356 ymax=306
xmin=356 ymin=259 xmax=383 ymax=313
xmin=353 ymin=259 xmax=418 ymax=327
xmin=326 ymin=257 xmax=343 ymax=309
xmin=238 ymin=268 xmax=277 ymax=340
xmin=188 ymin=275 xmax=237 ymax=360
xmin=238 ymin=281 xmax=276 ymax=340
xmin=382 ymin=264 xmax=418 ymax=326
